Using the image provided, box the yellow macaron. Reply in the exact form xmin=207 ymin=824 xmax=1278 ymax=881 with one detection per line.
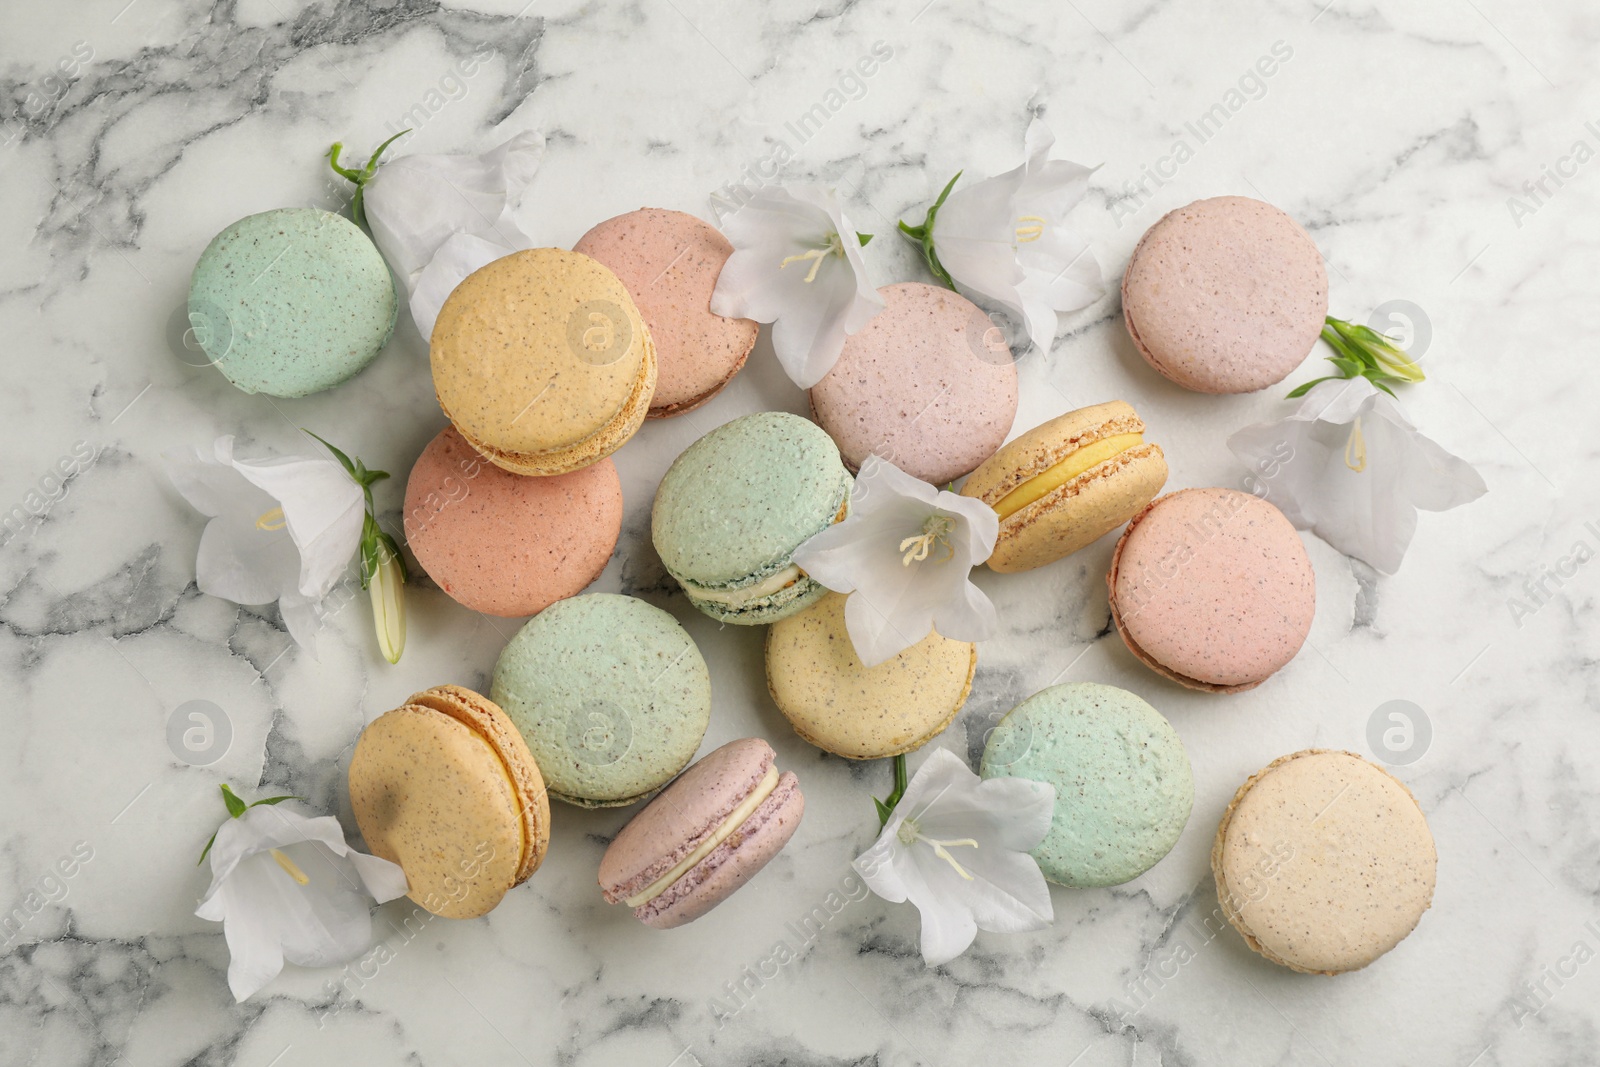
xmin=764 ymin=592 xmax=976 ymax=759
xmin=348 ymin=685 xmax=551 ymax=919
xmin=961 ymin=400 xmax=1167 ymax=573
xmin=430 ymin=248 xmax=656 ymax=476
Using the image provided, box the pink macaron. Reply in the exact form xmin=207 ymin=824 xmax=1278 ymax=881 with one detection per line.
xmin=810 ymin=282 xmax=1017 ymax=485
xmin=1121 ymin=196 xmax=1328 ymax=394
xmin=403 ymin=426 xmax=621 ymax=617
xmin=574 ymin=208 xmax=758 ymax=418
xmin=1107 ymin=488 xmax=1315 ymax=692
xmin=599 ymin=738 xmax=803 ymax=929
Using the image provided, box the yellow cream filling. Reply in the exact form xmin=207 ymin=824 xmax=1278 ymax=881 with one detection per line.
xmin=624 ymin=765 xmax=781 ymax=908
xmin=992 ymin=433 xmax=1144 ymax=520
xmin=690 ymin=565 xmax=802 ymax=607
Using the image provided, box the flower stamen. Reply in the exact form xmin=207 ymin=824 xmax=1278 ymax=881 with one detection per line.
xmin=897 ymin=817 xmax=980 ymax=880
xmin=270 ymin=847 xmax=310 ymax=886
xmin=1344 ymin=416 xmax=1368 ymax=473
xmin=899 ymin=514 xmax=956 ymax=565
xmin=1014 ymin=214 xmax=1046 ymax=243
xmin=779 ymin=232 xmax=845 ymax=283
xmin=255 ymin=507 xmax=287 ymax=531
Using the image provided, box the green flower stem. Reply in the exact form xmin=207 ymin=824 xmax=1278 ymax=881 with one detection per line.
xmin=327 ymin=130 xmax=410 ymax=229
xmin=874 ymin=753 xmax=910 ymax=827
xmin=197 ymin=785 xmax=300 ymax=865
xmin=897 ymin=171 xmax=962 ymax=291
xmin=1286 ymin=314 xmax=1426 ymax=399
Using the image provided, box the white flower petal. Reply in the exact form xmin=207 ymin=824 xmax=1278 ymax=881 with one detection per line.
xmin=231 ymin=452 xmax=364 ymax=599
xmin=408 ymin=232 xmax=516 ymax=341
xmin=363 ymin=130 xmax=544 ymax=337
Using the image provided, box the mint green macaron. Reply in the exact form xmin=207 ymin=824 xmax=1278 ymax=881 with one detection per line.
xmin=981 ymin=682 xmax=1193 ymax=887
xmin=651 ymin=411 xmax=852 ymax=625
xmin=490 ymin=594 xmax=711 ymax=808
xmin=188 ymin=208 xmax=397 ymax=397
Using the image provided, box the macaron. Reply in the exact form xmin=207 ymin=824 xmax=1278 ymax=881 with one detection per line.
xmin=430 ymin=248 xmax=656 ymax=476
xmin=651 ymin=411 xmax=852 ymax=625
xmin=188 ymin=208 xmax=397 ymax=397
xmin=348 ymin=685 xmax=550 ymax=919
xmin=1107 ymin=488 xmax=1316 ymax=692
xmin=1122 ymin=196 xmax=1328 ymax=394
xmin=599 ymin=738 xmax=804 ymax=929
xmin=960 ymin=400 xmax=1168 ymax=573
xmin=403 ymin=425 xmax=621 ymax=617
xmin=980 ymin=682 xmax=1193 ymax=887
xmin=573 ymin=208 xmax=757 ymax=418
xmin=765 ymin=591 xmax=975 ymax=759
xmin=1212 ymin=749 xmax=1436 ymax=974
xmin=809 ymin=282 xmax=1018 ymax=485
xmin=490 ymin=593 xmax=711 ymax=808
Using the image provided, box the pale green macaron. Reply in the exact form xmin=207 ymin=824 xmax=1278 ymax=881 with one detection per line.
xmin=188 ymin=207 xmax=396 ymax=397
xmin=651 ymin=411 xmax=852 ymax=625
xmin=490 ymin=594 xmax=711 ymax=808
xmin=981 ymin=682 xmax=1193 ymax=887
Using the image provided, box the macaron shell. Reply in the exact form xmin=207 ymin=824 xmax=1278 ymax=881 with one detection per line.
xmin=189 ymin=208 xmax=396 ymax=397
xmin=980 ymin=682 xmax=1193 ymax=887
xmin=764 ymin=592 xmax=975 ymax=759
xmin=638 ymin=772 xmax=804 ymax=929
xmin=1121 ymin=196 xmax=1327 ymax=394
xmin=430 ymin=248 xmax=656 ymax=474
xmin=490 ymin=594 xmax=712 ymax=808
xmin=348 ymin=702 xmax=527 ymax=919
xmin=810 ymin=282 xmax=1017 ymax=485
xmin=651 ymin=411 xmax=852 ymax=618
xmin=1108 ymin=488 xmax=1315 ymax=691
xmin=404 ymin=426 xmax=621 ymax=616
xmin=599 ymin=737 xmax=777 ymax=901
xmin=1212 ymin=749 xmax=1436 ymax=975
xmin=573 ymin=208 xmax=757 ymax=417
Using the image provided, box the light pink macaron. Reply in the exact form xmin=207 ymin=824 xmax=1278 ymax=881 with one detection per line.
xmin=403 ymin=426 xmax=621 ymax=617
xmin=1107 ymin=488 xmax=1315 ymax=692
xmin=574 ymin=208 xmax=758 ymax=418
xmin=1122 ymin=196 xmax=1328 ymax=394
xmin=599 ymin=738 xmax=803 ymax=929
xmin=810 ymin=282 xmax=1018 ymax=486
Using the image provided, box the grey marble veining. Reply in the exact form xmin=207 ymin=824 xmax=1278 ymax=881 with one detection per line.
xmin=2 ymin=0 xmax=1598 ymax=1064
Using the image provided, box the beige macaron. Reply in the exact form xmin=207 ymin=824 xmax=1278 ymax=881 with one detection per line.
xmin=349 ymin=685 xmax=552 ymax=919
xmin=961 ymin=400 xmax=1168 ymax=573
xmin=430 ymin=248 xmax=656 ymax=476
xmin=764 ymin=591 xmax=976 ymax=759
xmin=1212 ymin=749 xmax=1436 ymax=974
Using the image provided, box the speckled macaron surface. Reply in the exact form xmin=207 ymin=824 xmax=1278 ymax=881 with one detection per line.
xmin=403 ymin=425 xmax=621 ymax=617
xmin=765 ymin=592 xmax=976 ymax=759
xmin=348 ymin=685 xmax=550 ymax=919
xmin=1108 ymin=488 xmax=1315 ymax=692
xmin=1212 ymin=749 xmax=1436 ymax=974
xmin=651 ymin=411 xmax=852 ymax=625
xmin=573 ymin=208 xmax=757 ymax=417
xmin=490 ymin=594 xmax=711 ymax=807
xmin=430 ymin=248 xmax=656 ymax=476
xmin=188 ymin=208 xmax=397 ymax=397
xmin=810 ymin=282 xmax=1018 ymax=485
xmin=981 ymin=682 xmax=1193 ymax=887
xmin=1121 ymin=196 xmax=1327 ymax=394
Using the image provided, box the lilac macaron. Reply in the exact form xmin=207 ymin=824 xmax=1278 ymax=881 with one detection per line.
xmin=810 ymin=282 xmax=1017 ymax=485
xmin=1122 ymin=196 xmax=1328 ymax=394
xmin=598 ymin=738 xmax=803 ymax=929
xmin=1107 ymin=488 xmax=1316 ymax=692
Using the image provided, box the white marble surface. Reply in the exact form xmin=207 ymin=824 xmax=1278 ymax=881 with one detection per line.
xmin=2 ymin=0 xmax=1597 ymax=1063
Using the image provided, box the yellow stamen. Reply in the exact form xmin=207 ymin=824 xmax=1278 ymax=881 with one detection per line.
xmin=897 ymin=818 xmax=980 ymax=879
xmin=778 ymin=233 xmax=844 ymax=283
xmin=1014 ymin=214 xmax=1046 ymax=243
xmin=1344 ymin=417 xmax=1368 ymax=473
xmin=270 ymin=848 xmax=309 ymax=885
xmin=898 ymin=515 xmax=955 ymax=566
xmin=255 ymin=507 xmax=287 ymax=531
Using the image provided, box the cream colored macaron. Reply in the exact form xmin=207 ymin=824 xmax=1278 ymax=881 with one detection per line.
xmin=764 ymin=592 xmax=976 ymax=759
xmin=1212 ymin=749 xmax=1436 ymax=974
xmin=430 ymin=248 xmax=656 ymax=476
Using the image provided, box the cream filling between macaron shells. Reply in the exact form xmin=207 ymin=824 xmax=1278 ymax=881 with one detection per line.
xmin=623 ymin=765 xmax=781 ymax=908
xmin=991 ymin=432 xmax=1146 ymax=520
